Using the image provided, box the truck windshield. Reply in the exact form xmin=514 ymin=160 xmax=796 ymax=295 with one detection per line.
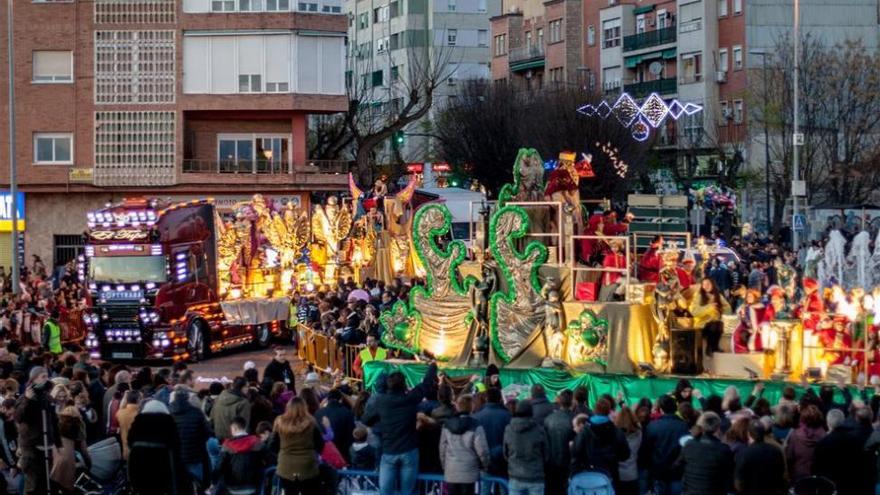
xmin=89 ymin=256 xmax=166 ymax=284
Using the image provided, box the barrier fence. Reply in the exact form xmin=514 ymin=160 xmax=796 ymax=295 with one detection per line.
xmin=296 ymin=323 xmax=362 ymax=383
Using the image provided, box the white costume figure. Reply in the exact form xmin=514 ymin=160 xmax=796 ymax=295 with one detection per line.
xmin=804 ymin=244 xmax=823 ymax=280
xmin=847 ymin=231 xmax=872 ymax=289
xmin=871 ymin=230 xmax=880 ymax=288
xmin=824 ymin=230 xmax=847 ymax=286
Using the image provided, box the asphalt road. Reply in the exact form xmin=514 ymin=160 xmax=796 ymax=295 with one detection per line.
xmin=188 ymin=345 xmax=306 ymax=388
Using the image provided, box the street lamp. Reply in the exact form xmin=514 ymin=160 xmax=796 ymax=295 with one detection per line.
xmin=792 ymin=0 xmax=802 ymax=250
xmin=6 ymin=0 xmax=18 ymax=295
xmin=750 ymin=48 xmax=772 ymax=235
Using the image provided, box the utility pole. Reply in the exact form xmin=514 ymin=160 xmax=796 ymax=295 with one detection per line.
xmin=791 ymin=0 xmax=801 ymax=251
xmin=6 ymin=0 xmax=18 ymax=295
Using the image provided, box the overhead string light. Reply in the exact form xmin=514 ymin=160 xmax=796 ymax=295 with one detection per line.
xmin=576 ymin=92 xmax=703 ymax=141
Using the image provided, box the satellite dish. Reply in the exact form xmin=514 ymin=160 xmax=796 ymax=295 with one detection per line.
xmin=648 ymin=61 xmax=663 ymax=76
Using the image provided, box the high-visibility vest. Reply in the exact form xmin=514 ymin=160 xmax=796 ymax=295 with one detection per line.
xmin=44 ymin=320 xmax=62 ymax=354
xmin=359 ymin=347 xmax=387 ymax=364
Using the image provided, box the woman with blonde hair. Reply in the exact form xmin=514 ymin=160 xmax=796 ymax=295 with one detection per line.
xmin=272 ymin=396 xmax=325 ymax=494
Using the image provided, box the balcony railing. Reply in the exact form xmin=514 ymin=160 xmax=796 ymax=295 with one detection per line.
xmin=181 ymin=159 xmax=351 ymax=175
xmin=508 ymin=44 xmax=545 ymax=64
xmin=623 ymin=77 xmax=677 ymax=98
xmin=623 ymin=26 xmax=676 ymax=52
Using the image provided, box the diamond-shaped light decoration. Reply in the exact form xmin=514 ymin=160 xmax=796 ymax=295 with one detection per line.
xmin=595 ymin=101 xmax=612 ymax=119
xmin=611 ymin=93 xmax=640 ymax=127
xmin=640 ymin=93 xmax=669 ymax=128
xmin=576 ymin=103 xmax=596 ymax=116
xmin=683 ymin=102 xmax=703 ymax=115
xmin=667 ymin=100 xmax=685 ymax=119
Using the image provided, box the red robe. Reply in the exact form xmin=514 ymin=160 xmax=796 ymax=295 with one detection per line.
xmin=638 ymin=248 xmax=661 ymax=283
xmin=818 ymin=327 xmax=852 ymax=366
xmin=796 ymin=292 xmax=824 ymax=333
xmin=733 ymin=303 xmax=765 ymax=353
xmin=675 ymin=267 xmax=694 ymax=290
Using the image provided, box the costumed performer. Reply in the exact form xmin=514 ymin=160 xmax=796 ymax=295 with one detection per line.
xmin=599 ymin=239 xmax=627 ymax=301
xmin=818 ymin=315 xmax=853 ymax=368
xmin=677 ymin=250 xmax=696 ymax=290
xmin=638 ymin=235 xmax=663 ymax=283
xmin=579 ymin=214 xmax=608 ymax=265
xmin=732 ymin=289 xmax=765 ymax=353
xmin=689 ymin=277 xmax=731 ymax=356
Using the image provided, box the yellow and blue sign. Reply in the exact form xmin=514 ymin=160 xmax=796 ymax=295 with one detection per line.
xmin=0 ymin=192 xmax=25 ymax=232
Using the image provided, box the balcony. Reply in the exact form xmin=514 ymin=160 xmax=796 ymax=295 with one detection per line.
xmin=623 ymin=27 xmax=676 ymax=52
xmin=623 ymin=78 xmax=677 ymax=98
xmin=182 ymin=159 xmax=351 ymax=175
xmin=509 ymin=45 xmax=546 ymax=72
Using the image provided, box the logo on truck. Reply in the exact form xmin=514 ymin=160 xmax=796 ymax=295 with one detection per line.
xmin=89 ymin=229 xmax=149 ymax=241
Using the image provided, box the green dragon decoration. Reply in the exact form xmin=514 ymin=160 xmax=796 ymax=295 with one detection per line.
xmin=565 ymin=309 xmax=610 ymax=367
xmin=498 ymin=148 xmax=544 ymax=207
xmin=379 ymin=204 xmax=477 ymax=360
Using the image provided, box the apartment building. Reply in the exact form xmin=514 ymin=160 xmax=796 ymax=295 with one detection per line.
xmin=345 ymin=0 xmax=500 ymax=161
xmin=492 ymin=0 xmax=880 ymax=224
xmin=0 ymin=0 xmax=349 ymax=268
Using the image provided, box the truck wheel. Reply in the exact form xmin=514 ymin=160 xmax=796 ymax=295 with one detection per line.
xmin=255 ymin=324 xmax=271 ymax=348
xmin=188 ymin=321 xmax=209 ymax=362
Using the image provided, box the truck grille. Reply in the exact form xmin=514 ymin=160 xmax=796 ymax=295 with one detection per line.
xmin=100 ymin=304 xmax=140 ymax=327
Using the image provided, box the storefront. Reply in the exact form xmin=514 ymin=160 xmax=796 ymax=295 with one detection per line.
xmin=0 ymin=192 xmax=25 ymax=269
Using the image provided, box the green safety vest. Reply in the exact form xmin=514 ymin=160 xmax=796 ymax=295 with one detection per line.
xmin=43 ymin=320 xmax=62 ymax=354
xmin=359 ymin=347 xmax=387 ymax=364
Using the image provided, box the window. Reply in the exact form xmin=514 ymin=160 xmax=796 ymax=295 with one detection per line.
xmin=657 ymin=9 xmax=668 ymax=28
xmin=478 ymin=30 xmax=488 ymax=47
xmin=32 ymin=51 xmax=72 ymax=83
xmin=266 ymin=82 xmax=288 ymax=92
xmin=298 ymin=2 xmax=317 ymax=11
xmin=549 ymin=67 xmax=563 ymax=82
xmin=34 ymin=133 xmax=72 ymax=164
xmin=478 ymin=0 xmax=486 ymax=11
xmin=681 ymin=52 xmax=702 ymax=83
xmin=391 ymin=65 xmax=400 ymax=81
xmin=549 ymin=19 xmax=563 ymax=43
xmin=373 ymin=6 xmax=388 ymax=23
xmin=587 ymin=25 xmax=595 ymax=46
xmin=217 ymin=134 xmax=289 ymax=173
xmin=390 ymin=1 xmax=400 ymax=17
xmin=525 ymin=31 xmax=532 ymax=49
xmin=377 ymin=37 xmax=389 ymax=53
xmin=602 ymin=66 xmax=621 ymax=91
xmin=536 ymin=28 xmax=543 ymax=47
xmin=494 ymin=34 xmax=506 ymax=56
xmin=372 ymin=70 xmax=383 ymax=87
xmin=238 ymin=74 xmax=262 ymax=92
xmin=718 ymin=0 xmax=727 ymax=17
xmin=733 ymin=45 xmax=743 ymax=69
xmin=680 ymin=2 xmax=702 ymax=32
xmin=602 ymin=18 xmax=621 ymax=48
xmin=718 ymin=48 xmax=728 ymax=72
xmin=96 ymin=0 xmax=175 ymax=23
xmin=447 ymin=29 xmax=457 ymax=46
xmin=448 ymin=0 xmax=455 ymax=11
xmin=239 ymin=0 xmax=264 ymax=11
xmin=212 ymin=0 xmax=235 ymax=10
xmin=358 ymin=12 xmax=369 ymax=29
xmin=719 ymin=100 xmax=729 ymax=125
xmin=636 ymin=14 xmax=646 ymax=34
xmin=390 ymin=33 xmax=401 ymax=50
xmin=733 ymin=99 xmax=743 ymax=123
xmin=733 ymin=0 xmax=741 ymax=14
xmin=267 ymin=0 xmax=291 ymax=10
xmin=33 ymin=0 xmax=75 ymax=3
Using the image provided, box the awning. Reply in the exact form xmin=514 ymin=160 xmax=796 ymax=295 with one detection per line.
xmin=625 ymin=49 xmax=673 ymax=68
xmin=632 ymin=4 xmax=655 ymax=14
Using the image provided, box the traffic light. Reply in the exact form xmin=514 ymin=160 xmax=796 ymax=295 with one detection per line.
xmin=391 ymin=130 xmax=405 ymax=150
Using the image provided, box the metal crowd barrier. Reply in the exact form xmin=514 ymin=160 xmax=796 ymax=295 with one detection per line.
xmin=296 ymin=323 xmax=363 ymax=383
xmin=259 ymin=467 xmax=509 ymax=495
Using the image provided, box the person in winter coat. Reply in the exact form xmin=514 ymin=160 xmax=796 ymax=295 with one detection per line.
xmin=784 ymin=404 xmax=825 ymax=482
xmin=270 ymin=397 xmax=324 ymax=494
xmin=214 ymin=416 xmax=270 ymax=493
xmin=679 ymin=412 xmax=734 ymax=495
xmin=439 ymin=395 xmax=490 ymax=495
xmin=51 ymin=405 xmax=90 ymax=494
xmin=362 ymin=363 xmax=438 ymax=495
xmin=503 ymin=401 xmax=549 ymax=495
xmin=641 ymin=395 xmax=690 ymax=495
xmin=315 ymin=388 xmax=356 ymax=462
xmin=169 ymin=387 xmax=213 ymax=489
xmin=211 ymin=377 xmax=252 ymax=441
xmin=614 ymin=406 xmax=642 ymax=495
xmin=263 ymin=346 xmax=296 ymax=391
xmin=813 ymin=408 xmax=870 ymax=495
xmin=116 ymin=389 xmax=140 ymax=460
xmin=472 ymin=386 xmax=511 ymax=477
xmin=570 ymin=397 xmax=630 ymax=485
xmin=15 ymin=366 xmax=61 ymax=495
xmin=127 ymin=400 xmax=190 ymax=495
xmin=543 ymin=390 xmax=575 ymax=495
xmin=528 ymin=384 xmax=554 ymax=425
xmin=349 ymin=425 xmax=377 ymax=470
xmin=734 ymin=420 xmax=785 ymax=495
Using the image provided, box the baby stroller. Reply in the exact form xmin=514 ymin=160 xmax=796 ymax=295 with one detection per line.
xmin=73 ymin=437 xmax=125 ymax=495
xmin=568 ymin=470 xmax=614 ymax=495
xmin=789 ymin=476 xmax=837 ymax=495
